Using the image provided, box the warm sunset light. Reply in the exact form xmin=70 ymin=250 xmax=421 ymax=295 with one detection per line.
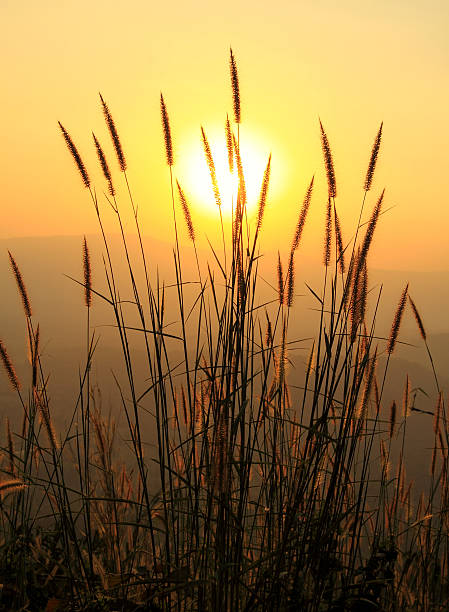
xmin=178 ymin=130 xmax=271 ymax=217
xmin=2 ymin=2 xmax=449 ymax=610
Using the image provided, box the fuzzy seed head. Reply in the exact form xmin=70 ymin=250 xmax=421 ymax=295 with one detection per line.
xmin=286 ymin=253 xmax=295 ymax=307
xmin=100 ymin=93 xmax=127 ymax=172
xmin=230 ymin=48 xmax=241 ymax=124
xmin=58 ymin=122 xmax=90 ymax=188
xmin=83 ymin=236 xmax=92 ymax=308
xmin=277 ymin=253 xmax=284 ymax=306
xmin=387 ymin=283 xmax=409 ymax=355
xmin=92 ymin=132 xmax=115 ymax=196
xmin=292 ymin=176 xmax=314 ymax=252
xmin=177 ymin=181 xmax=195 ymax=242
xmin=0 ymin=479 xmax=27 ymax=496
xmin=232 ymin=132 xmax=246 ymax=208
xmin=160 ymin=93 xmax=174 ymax=167
xmin=201 ymin=127 xmax=222 ymax=207
xmin=225 ymin=115 xmax=234 ymax=173
xmin=256 ymin=154 xmax=271 ymax=232
xmin=8 ymin=251 xmax=32 ymax=318
xmin=408 ymin=295 xmax=426 ymax=341
xmin=319 ymin=120 xmax=337 ymax=198
xmin=0 ymin=339 xmax=20 ymax=392
xmin=323 ymin=197 xmax=332 ymax=267
xmin=364 ymin=122 xmax=383 ymax=191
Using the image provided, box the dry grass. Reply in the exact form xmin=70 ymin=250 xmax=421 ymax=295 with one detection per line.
xmin=0 ymin=51 xmax=446 ymax=612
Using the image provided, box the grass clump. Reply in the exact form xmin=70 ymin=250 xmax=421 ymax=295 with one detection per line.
xmin=0 ymin=50 xmax=447 ymax=612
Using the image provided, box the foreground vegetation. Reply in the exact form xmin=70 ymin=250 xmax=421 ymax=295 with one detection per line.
xmin=0 ymin=51 xmax=447 ymax=611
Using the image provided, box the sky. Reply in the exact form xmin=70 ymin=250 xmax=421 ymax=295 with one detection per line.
xmin=2 ymin=0 xmax=449 ymax=270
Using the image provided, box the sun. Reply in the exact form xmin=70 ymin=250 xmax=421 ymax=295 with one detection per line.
xmin=177 ymin=128 xmax=272 ymax=219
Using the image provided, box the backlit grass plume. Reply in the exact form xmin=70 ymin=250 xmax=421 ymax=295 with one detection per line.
xmin=323 ymin=196 xmax=332 ymax=267
xmin=265 ymin=311 xmax=273 ymax=346
xmin=277 ymin=252 xmax=284 ymax=305
xmin=58 ymin=122 xmax=90 ymax=189
xmin=177 ymin=181 xmax=195 ymax=242
xmin=232 ymin=133 xmax=246 ymax=207
xmin=4 ymin=51 xmax=445 ymax=612
xmin=230 ymin=48 xmax=241 ymax=124
xmin=286 ymin=253 xmax=295 ymax=307
xmin=99 ymin=93 xmax=127 ymax=172
xmin=225 ymin=115 xmax=234 ymax=173
xmin=319 ymin=119 xmax=337 ymax=198
xmin=387 ymin=283 xmax=409 ymax=354
xmin=0 ymin=339 xmax=20 ymax=392
xmin=256 ymin=154 xmax=271 ymax=232
xmin=0 ymin=479 xmax=27 ymax=496
xmin=408 ymin=295 xmax=426 ymax=341
xmin=160 ymin=93 xmax=174 ymax=167
xmin=350 ymin=249 xmax=366 ymax=342
xmin=201 ymin=126 xmax=221 ymax=207
xmin=83 ymin=236 xmax=92 ymax=308
xmin=233 ymin=192 xmax=243 ymax=245
xmin=291 ymin=177 xmax=314 ymax=252
xmin=357 ymin=348 xmax=377 ymax=420
xmin=364 ymin=122 xmax=383 ymax=191
xmin=92 ymin=132 xmax=115 ymax=196
xmin=8 ymin=251 xmax=32 ymax=318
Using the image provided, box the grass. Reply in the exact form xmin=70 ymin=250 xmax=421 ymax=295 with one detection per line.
xmin=0 ymin=50 xmax=447 ymax=611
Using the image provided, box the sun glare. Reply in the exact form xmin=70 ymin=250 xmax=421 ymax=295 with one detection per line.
xmin=178 ymin=130 xmax=272 ymax=218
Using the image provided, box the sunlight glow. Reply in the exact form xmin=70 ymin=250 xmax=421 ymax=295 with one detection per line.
xmin=178 ymin=130 xmax=271 ymax=218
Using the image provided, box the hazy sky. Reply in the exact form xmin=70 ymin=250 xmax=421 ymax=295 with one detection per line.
xmin=2 ymin=0 xmax=449 ymax=269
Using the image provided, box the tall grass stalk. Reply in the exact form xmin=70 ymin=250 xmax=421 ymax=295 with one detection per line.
xmin=0 ymin=54 xmax=445 ymax=612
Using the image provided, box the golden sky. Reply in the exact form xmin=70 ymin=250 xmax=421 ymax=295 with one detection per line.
xmin=2 ymin=0 xmax=449 ymax=270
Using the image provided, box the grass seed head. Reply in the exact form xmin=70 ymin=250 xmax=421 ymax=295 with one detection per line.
xmin=160 ymin=93 xmax=174 ymax=167
xmin=256 ymin=154 xmax=271 ymax=232
xmin=92 ymin=132 xmax=115 ymax=196
xmin=201 ymin=126 xmax=222 ymax=207
xmin=286 ymin=253 xmax=295 ymax=307
xmin=292 ymin=176 xmax=314 ymax=252
xmin=277 ymin=252 xmax=284 ymax=305
xmin=408 ymin=295 xmax=427 ymax=341
xmin=225 ymin=114 xmax=234 ymax=173
xmin=364 ymin=122 xmax=383 ymax=191
xmin=83 ymin=236 xmax=92 ymax=308
xmin=232 ymin=132 xmax=246 ymax=207
xmin=0 ymin=479 xmax=27 ymax=496
xmin=177 ymin=181 xmax=195 ymax=242
xmin=230 ymin=48 xmax=241 ymax=124
xmin=58 ymin=122 xmax=90 ymax=188
xmin=387 ymin=283 xmax=409 ymax=355
xmin=319 ymin=119 xmax=337 ymax=198
xmin=100 ymin=93 xmax=127 ymax=172
xmin=0 ymin=339 xmax=20 ymax=392
xmin=323 ymin=196 xmax=332 ymax=267
xmin=8 ymin=251 xmax=32 ymax=318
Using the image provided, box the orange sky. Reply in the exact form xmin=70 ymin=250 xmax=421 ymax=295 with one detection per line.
xmin=2 ymin=0 xmax=449 ymax=270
